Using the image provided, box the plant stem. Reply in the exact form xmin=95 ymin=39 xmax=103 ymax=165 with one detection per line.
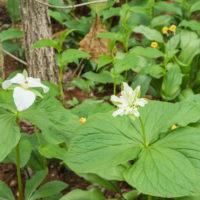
xmin=138 ymin=117 xmax=147 ymax=147
xmin=59 ymin=68 xmax=64 ymax=103
xmin=148 ymin=195 xmax=152 ymax=200
xmin=16 ymin=143 xmax=23 ymax=200
xmin=113 ymin=79 xmax=117 ymax=95
xmin=35 ymin=132 xmax=41 ymax=146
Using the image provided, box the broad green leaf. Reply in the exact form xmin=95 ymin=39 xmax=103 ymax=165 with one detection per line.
xmin=179 ymin=88 xmax=194 ymax=101
xmin=179 ymin=20 xmax=200 ymax=32
xmin=162 ymin=63 xmax=182 ymax=100
xmin=80 ymin=173 xmax=120 ymax=192
xmin=97 ymin=32 xmax=123 ymax=42
xmin=25 ymin=169 xmax=48 ymax=200
xmin=83 ymin=71 xmax=123 ymax=84
xmin=124 ymin=127 xmax=200 ymax=197
xmin=20 ymin=97 xmax=77 ymax=144
xmin=64 ymin=17 xmax=92 ymax=34
xmin=130 ymin=46 xmax=163 ymax=58
xmin=0 ymin=89 xmax=16 ymax=111
xmin=179 ymin=30 xmax=198 ymax=49
xmin=133 ymin=25 xmax=163 ymax=43
xmin=151 ymin=15 xmax=173 ymax=27
xmin=83 ymin=71 xmax=113 ymax=83
xmin=30 ymin=181 xmax=68 ymax=200
xmin=114 ymin=53 xmax=147 ymax=74
xmin=190 ymin=1 xmax=200 ymax=14
xmin=6 ymin=0 xmax=20 ymax=22
xmin=0 ymin=113 xmax=21 ymax=161
xmin=5 ymin=139 xmax=32 ymax=167
xmin=179 ymin=31 xmax=200 ymax=65
xmin=62 ymin=49 xmax=90 ymax=65
xmin=131 ymin=75 xmax=151 ymax=97
xmin=0 ymin=181 xmax=15 ymax=200
xmin=65 ymin=77 xmax=93 ymax=93
xmin=39 ymin=144 xmax=67 ymax=160
xmin=66 ymin=99 xmax=200 ymax=197
xmin=60 ymin=189 xmax=106 ymax=200
xmin=48 ymin=10 xmax=64 ymax=24
xmin=123 ymin=190 xmax=140 ymax=200
xmin=71 ymin=99 xmax=114 ymax=118
xmin=0 ymin=28 xmax=23 ymax=42
xmin=140 ymin=65 xmax=164 ymax=79
xmin=166 ymin=34 xmax=180 ymax=51
xmin=59 ymin=29 xmax=75 ymax=49
xmin=101 ymin=7 xmax=121 ymax=21
xmin=97 ymin=54 xmax=112 ymax=70
xmin=43 ymin=193 xmax=63 ymax=200
xmin=27 ymin=150 xmax=47 ymax=171
xmin=32 ymin=39 xmax=58 ymax=50
xmin=151 ymin=15 xmax=172 ymax=27
xmin=154 ymin=1 xmax=183 ymax=16
xmin=176 ymin=196 xmax=200 ymax=200
xmin=66 ymin=112 xmax=141 ymax=174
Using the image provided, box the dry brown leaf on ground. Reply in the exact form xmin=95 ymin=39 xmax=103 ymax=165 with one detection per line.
xmin=79 ymin=15 xmax=110 ymax=62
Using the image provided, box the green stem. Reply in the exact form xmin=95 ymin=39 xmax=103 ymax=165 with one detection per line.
xmin=59 ymin=68 xmax=64 ymax=103
xmin=16 ymin=143 xmax=23 ymax=200
xmin=138 ymin=117 xmax=147 ymax=147
xmin=148 ymin=195 xmax=152 ymax=200
xmin=35 ymin=133 xmax=41 ymax=146
xmin=113 ymin=79 xmax=117 ymax=95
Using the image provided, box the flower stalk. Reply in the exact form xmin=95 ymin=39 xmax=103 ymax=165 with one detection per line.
xmin=139 ymin=117 xmax=147 ymax=147
xmin=15 ymin=113 xmax=23 ymax=200
xmin=16 ymin=143 xmax=23 ymax=200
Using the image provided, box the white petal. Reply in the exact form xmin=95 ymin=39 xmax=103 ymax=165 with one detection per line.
xmin=122 ymin=82 xmax=134 ymax=96
xmin=27 ymin=77 xmax=49 ymax=93
xmin=135 ymin=98 xmax=148 ymax=107
xmin=131 ymin=108 xmax=140 ymax=117
xmin=2 ymin=80 xmax=12 ymax=89
xmin=2 ymin=73 xmax=25 ymax=89
xmin=112 ymin=108 xmax=125 ymax=117
xmin=10 ymin=73 xmax=25 ymax=84
xmin=13 ymin=87 xmax=36 ymax=111
xmin=134 ymin=86 xmax=141 ymax=96
xmin=111 ymin=95 xmax=122 ymax=104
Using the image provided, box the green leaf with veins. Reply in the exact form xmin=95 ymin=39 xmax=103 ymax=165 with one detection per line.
xmin=65 ymin=98 xmax=200 ymax=197
xmin=133 ymin=25 xmax=163 ymax=43
xmin=0 ymin=113 xmax=21 ymax=161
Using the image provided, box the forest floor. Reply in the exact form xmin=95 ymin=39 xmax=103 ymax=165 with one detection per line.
xmin=0 ymin=2 xmax=133 ymax=199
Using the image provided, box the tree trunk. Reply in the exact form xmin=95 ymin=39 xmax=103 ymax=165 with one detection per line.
xmin=0 ymin=41 xmax=4 ymax=80
xmin=19 ymin=0 xmax=58 ymax=84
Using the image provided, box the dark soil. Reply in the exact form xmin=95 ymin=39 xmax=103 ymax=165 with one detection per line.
xmin=0 ymin=162 xmax=132 ymax=199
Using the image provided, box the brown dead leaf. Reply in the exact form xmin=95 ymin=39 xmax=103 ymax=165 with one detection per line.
xmin=79 ymin=15 xmax=110 ymax=62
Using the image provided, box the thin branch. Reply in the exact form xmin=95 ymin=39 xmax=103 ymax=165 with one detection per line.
xmin=2 ymin=49 xmax=28 ymax=66
xmin=33 ymin=0 xmax=108 ymax=9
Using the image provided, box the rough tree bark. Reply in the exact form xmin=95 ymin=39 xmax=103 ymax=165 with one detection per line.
xmin=19 ymin=0 xmax=58 ymax=83
xmin=0 ymin=41 xmax=4 ymax=80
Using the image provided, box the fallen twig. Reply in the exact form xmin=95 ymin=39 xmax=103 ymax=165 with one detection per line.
xmin=2 ymin=49 xmax=28 ymax=66
xmin=33 ymin=0 xmax=108 ymax=9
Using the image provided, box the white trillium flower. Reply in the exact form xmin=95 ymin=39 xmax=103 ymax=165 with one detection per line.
xmin=111 ymin=83 xmax=147 ymax=118
xmin=2 ymin=72 xmax=49 ymax=111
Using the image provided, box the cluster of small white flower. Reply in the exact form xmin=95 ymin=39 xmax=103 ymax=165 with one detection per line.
xmin=111 ymin=83 xmax=147 ymax=118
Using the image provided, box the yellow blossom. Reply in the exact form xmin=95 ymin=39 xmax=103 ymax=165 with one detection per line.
xmin=151 ymin=42 xmax=158 ymax=48
xmin=169 ymin=25 xmax=176 ymax=32
xmin=171 ymin=125 xmax=177 ymax=130
xmin=162 ymin=27 xmax=169 ymax=35
xmin=80 ymin=117 xmax=87 ymax=124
